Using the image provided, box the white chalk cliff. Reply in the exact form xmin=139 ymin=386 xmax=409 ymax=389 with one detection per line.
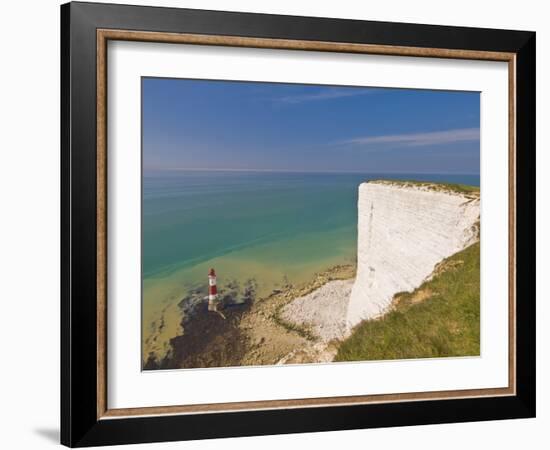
xmin=346 ymin=181 xmax=480 ymax=330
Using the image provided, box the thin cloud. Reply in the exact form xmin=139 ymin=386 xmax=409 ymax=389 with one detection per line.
xmin=340 ymin=128 xmax=480 ymax=148
xmin=276 ymin=87 xmax=378 ymax=104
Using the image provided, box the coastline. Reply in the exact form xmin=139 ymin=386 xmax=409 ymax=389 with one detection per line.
xmin=144 ymin=240 xmax=480 ymax=370
xmin=144 ymin=263 xmax=356 ymax=369
xmin=142 ymin=225 xmax=357 ymax=364
xmin=142 ymin=172 xmax=479 ymax=365
xmin=143 ymin=180 xmax=481 ymax=370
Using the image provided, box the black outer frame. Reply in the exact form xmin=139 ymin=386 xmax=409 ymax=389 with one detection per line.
xmin=60 ymin=1 xmax=536 ymax=447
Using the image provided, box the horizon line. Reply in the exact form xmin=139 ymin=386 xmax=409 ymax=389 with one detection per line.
xmin=144 ymin=167 xmax=480 ymax=176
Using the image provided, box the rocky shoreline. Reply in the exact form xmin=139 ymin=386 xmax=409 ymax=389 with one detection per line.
xmin=144 ymin=264 xmax=356 ymax=370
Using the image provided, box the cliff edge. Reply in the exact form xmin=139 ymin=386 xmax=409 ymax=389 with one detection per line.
xmin=346 ymin=180 xmax=480 ymax=330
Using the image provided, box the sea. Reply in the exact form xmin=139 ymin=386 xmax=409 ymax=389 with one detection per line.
xmin=142 ymin=170 xmax=479 ymax=361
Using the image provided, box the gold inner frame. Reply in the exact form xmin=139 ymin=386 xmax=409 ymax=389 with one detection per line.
xmin=96 ymin=29 xmax=517 ymax=420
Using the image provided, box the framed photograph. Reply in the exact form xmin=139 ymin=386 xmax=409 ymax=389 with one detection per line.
xmin=61 ymin=2 xmax=536 ymax=447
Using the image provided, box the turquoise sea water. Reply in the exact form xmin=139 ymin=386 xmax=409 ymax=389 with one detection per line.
xmin=143 ymin=171 xmax=479 ymax=278
xmin=142 ymin=170 xmax=480 ymax=359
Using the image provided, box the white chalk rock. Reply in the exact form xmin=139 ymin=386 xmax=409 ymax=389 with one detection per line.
xmin=346 ymin=182 xmax=480 ymax=330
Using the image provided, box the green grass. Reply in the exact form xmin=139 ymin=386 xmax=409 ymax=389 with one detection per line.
xmin=369 ymin=179 xmax=480 ymax=197
xmin=335 ymin=242 xmax=480 ymax=362
xmin=272 ymin=311 xmax=317 ymax=341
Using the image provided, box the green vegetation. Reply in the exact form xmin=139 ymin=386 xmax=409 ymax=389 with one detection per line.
xmin=335 ymin=242 xmax=480 ymax=362
xmin=272 ymin=311 xmax=317 ymax=341
xmin=370 ymin=179 xmax=480 ymax=198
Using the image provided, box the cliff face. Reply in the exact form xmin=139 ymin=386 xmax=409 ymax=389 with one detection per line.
xmin=346 ymin=182 xmax=480 ymax=330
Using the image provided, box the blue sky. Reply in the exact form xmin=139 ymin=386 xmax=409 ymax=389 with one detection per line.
xmin=142 ymin=78 xmax=480 ymax=174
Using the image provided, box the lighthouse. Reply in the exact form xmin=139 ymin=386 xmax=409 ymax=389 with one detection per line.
xmin=208 ymin=268 xmax=218 ymax=311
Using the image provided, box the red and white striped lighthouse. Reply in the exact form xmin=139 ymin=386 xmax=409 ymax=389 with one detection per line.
xmin=208 ymin=268 xmax=218 ymax=311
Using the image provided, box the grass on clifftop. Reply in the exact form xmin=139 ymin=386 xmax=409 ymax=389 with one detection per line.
xmin=335 ymin=242 xmax=480 ymax=362
xmin=369 ymin=179 xmax=480 ymax=197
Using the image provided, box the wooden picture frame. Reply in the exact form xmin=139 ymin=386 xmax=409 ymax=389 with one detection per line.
xmin=61 ymin=1 xmax=535 ymax=447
